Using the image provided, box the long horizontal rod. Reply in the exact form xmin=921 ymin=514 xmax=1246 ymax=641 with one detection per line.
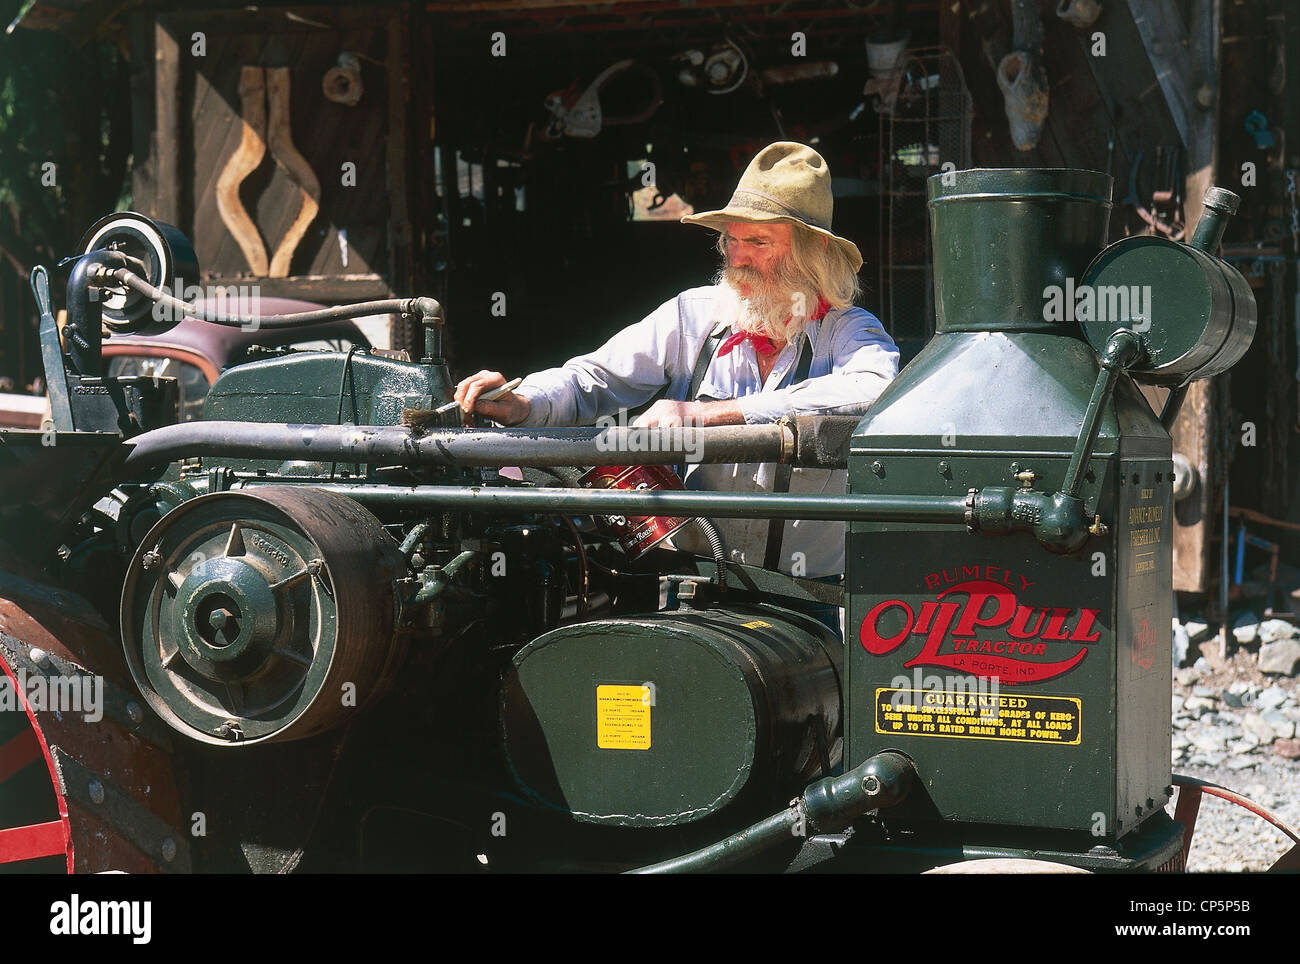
xmin=301 ymin=482 xmax=972 ymax=523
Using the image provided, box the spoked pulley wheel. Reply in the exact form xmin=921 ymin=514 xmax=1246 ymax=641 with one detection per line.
xmin=121 ymin=487 xmax=408 ymax=747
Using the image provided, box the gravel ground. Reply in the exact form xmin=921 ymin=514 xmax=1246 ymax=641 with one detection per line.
xmin=1167 ymin=620 xmax=1300 ymax=872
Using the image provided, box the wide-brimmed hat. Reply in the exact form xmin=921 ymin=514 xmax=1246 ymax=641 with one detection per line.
xmin=682 ymin=141 xmax=862 ymax=272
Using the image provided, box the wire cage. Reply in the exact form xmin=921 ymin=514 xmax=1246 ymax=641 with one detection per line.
xmin=876 ymin=46 xmax=972 ymax=362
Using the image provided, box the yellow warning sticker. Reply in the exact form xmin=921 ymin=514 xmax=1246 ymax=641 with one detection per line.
xmin=874 ymin=688 xmax=1082 ymax=745
xmin=596 ymin=684 xmax=652 ymax=750
xmin=741 ymin=620 xmax=772 ymax=629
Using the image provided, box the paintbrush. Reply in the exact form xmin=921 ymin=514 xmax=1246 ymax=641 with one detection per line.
xmin=402 ymin=377 xmax=523 ymax=435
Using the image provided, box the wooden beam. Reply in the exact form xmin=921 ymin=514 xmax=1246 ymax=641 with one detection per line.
xmin=204 ymin=274 xmax=394 ymax=302
xmin=152 ymin=17 xmax=181 ymax=226
xmin=1166 ymin=0 xmax=1221 ymax=594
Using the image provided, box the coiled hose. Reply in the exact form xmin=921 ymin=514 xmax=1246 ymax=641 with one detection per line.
xmin=693 ymin=517 xmax=727 ymax=592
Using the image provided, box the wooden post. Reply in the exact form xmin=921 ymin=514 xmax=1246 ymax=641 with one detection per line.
xmin=152 ymin=18 xmax=181 ymax=227
xmin=1130 ymin=0 xmax=1222 ymax=596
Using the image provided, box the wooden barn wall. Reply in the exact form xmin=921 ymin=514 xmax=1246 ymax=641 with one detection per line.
xmin=129 ymin=5 xmax=411 ymax=302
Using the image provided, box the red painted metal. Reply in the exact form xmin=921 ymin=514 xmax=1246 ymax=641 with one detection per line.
xmin=0 ymin=820 xmax=68 ymax=863
xmin=0 ymin=587 xmax=185 ymax=872
xmin=0 ymin=650 xmax=73 ymax=872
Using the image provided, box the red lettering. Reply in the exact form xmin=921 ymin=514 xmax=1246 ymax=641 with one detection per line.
xmin=924 ymin=572 xmax=941 ymax=590
xmin=909 ymin=601 xmax=960 ymax=663
xmin=1007 ymin=605 xmax=1047 ymax=639
xmin=1070 ymin=608 xmax=1102 ymax=642
xmin=961 ymin=565 xmax=980 ymax=579
xmin=859 ymin=600 xmax=914 ymax=654
xmin=945 ymin=580 xmax=1017 ymax=637
xmin=1040 ymin=608 xmax=1074 ymax=640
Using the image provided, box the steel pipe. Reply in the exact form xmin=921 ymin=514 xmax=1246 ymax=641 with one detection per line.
xmin=304 ymin=482 xmax=972 ymax=524
xmin=120 ymin=422 xmax=799 ymax=474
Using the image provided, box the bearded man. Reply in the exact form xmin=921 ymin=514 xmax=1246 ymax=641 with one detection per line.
xmin=454 ymin=141 xmax=899 ymax=595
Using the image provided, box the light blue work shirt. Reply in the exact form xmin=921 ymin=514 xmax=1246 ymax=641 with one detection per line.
xmin=515 ymin=284 xmax=899 ymax=577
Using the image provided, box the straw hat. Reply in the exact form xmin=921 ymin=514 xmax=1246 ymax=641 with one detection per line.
xmin=682 ymin=141 xmax=862 ymax=272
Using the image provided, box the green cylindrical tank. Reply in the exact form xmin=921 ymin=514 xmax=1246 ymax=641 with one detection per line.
xmin=501 ymin=601 xmax=841 ymax=827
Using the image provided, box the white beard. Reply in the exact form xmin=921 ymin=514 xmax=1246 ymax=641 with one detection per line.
xmin=716 ymin=272 xmax=816 ymax=345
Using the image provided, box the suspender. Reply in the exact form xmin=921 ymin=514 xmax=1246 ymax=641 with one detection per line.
xmin=639 ymin=325 xmax=814 ymax=573
xmin=763 ymin=337 xmax=813 ymax=571
xmin=687 ymin=328 xmax=814 ymax=573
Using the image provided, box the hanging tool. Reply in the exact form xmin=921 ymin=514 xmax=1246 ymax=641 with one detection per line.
xmin=1124 ymin=148 xmax=1183 ymax=239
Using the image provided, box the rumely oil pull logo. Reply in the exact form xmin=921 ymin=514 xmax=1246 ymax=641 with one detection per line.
xmin=859 ymin=565 xmax=1101 ymax=684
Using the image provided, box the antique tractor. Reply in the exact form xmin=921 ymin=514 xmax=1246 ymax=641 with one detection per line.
xmin=1 ymin=168 xmax=1290 ymax=873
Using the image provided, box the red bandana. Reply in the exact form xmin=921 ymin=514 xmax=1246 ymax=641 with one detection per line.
xmin=717 ymin=296 xmax=831 ymax=357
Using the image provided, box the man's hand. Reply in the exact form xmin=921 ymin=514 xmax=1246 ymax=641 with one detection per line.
xmin=454 ymin=370 xmax=531 ymax=426
xmin=632 ymin=398 xmax=746 ymax=428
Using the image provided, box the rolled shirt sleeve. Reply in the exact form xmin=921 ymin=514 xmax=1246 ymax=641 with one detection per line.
xmin=514 ymin=296 xmax=686 ymax=428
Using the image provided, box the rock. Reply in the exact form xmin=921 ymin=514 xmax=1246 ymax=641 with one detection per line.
xmin=1242 ymin=712 xmax=1277 ymax=744
xmin=1175 ymin=667 xmax=1198 ymax=687
xmin=1194 ymin=656 xmax=1213 ymax=674
xmin=1259 ymin=639 xmax=1300 ymax=676
xmin=1226 ymin=756 xmax=1257 ymax=771
xmin=1257 ymin=685 xmax=1289 ymax=711
xmin=1171 ymin=694 xmax=1183 ymax=714
xmin=1184 ymin=618 xmax=1211 ymax=643
xmin=1273 ymin=738 xmax=1300 ymax=760
xmin=1233 ymin=612 xmax=1260 ymax=644
xmin=1192 ymin=731 xmax=1226 ymax=752
xmin=1261 ymin=709 xmax=1295 ymax=740
xmin=1228 ymin=738 xmax=1258 ymax=754
xmin=1222 ymin=689 xmax=1246 ymax=708
xmin=1172 ymin=734 xmax=1191 ymax=750
xmin=1172 ymin=621 xmax=1190 ymax=667
xmin=1258 ymin=618 xmax=1300 ymax=643
xmin=1184 ymin=696 xmax=1217 ymax=716
xmin=1192 ymin=685 xmax=1216 ymax=699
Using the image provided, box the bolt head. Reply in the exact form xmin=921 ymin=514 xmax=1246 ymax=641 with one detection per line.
xmin=871 ymin=460 xmax=884 ymax=476
xmin=862 ymin=774 xmax=882 ymax=795
xmin=141 ymin=550 xmax=162 ymax=571
xmin=88 ymin=780 xmax=105 ymax=805
xmin=207 ymin=608 xmax=232 ymax=631
xmin=29 ymin=647 xmax=50 ymax=669
xmin=126 ymin=701 xmax=144 ymax=725
xmin=160 ymin=837 xmax=177 ymax=862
